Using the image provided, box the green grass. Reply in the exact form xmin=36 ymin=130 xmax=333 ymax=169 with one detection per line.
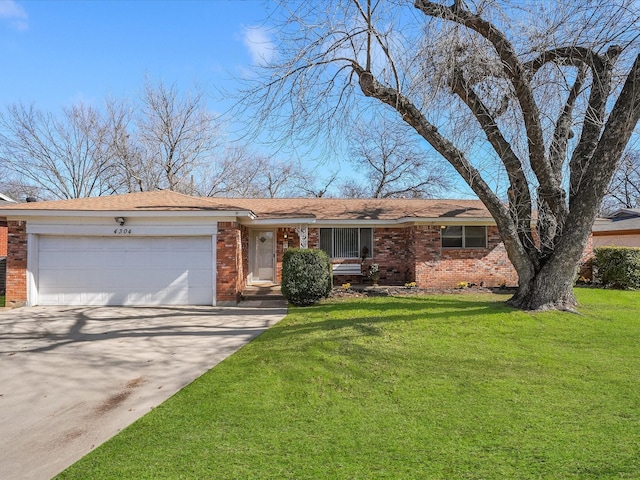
xmin=0 ymin=295 xmax=4 ymax=307
xmin=57 ymin=289 xmax=640 ymax=479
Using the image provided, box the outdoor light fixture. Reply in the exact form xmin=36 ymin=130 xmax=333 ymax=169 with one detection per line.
xmin=115 ymin=216 xmax=126 ymax=226
xmin=283 ymin=233 xmax=288 ymax=239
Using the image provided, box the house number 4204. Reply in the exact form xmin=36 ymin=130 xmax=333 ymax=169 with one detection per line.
xmin=113 ymin=228 xmax=132 ymax=234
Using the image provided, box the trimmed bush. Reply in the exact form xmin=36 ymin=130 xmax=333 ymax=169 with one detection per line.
xmin=594 ymin=246 xmax=640 ymax=289
xmin=282 ymin=248 xmax=332 ymax=306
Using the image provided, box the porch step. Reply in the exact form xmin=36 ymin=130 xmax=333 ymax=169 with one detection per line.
xmin=241 ymin=285 xmax=285 ymax=301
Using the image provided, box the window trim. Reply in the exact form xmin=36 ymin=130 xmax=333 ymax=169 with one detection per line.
xmin=441 ymin=225 xmax=487 ymax=249
xmin=319 ymin=227 xmax=373 ymax=259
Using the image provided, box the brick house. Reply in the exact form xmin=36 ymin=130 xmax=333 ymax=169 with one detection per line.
xmin=0 ymin=190 xmax=522 ymax=307
xmin=0 ymin=192 xmax=17 ymax=296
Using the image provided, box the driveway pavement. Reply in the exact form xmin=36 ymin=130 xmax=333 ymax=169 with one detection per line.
xmin=0 ymin=304 xmax=287 ymax=480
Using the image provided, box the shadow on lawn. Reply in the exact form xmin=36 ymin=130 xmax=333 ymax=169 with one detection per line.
xmin=270 ymin=295 xmax=515 ymax=339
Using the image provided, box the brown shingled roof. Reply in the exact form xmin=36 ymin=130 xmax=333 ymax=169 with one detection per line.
xmin=215 ymin=197 xmax=490 ymax=220
xmin=0 ymin=190 xmax=491 ymax=221
xmin=0 ymin=190 xmax=231 ymax=212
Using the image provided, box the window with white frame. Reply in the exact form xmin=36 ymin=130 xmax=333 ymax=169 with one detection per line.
xmin=319 ymin=228 xmax=373 ymax=259
xmin=441 ymin=226 xmax=487 ymax=248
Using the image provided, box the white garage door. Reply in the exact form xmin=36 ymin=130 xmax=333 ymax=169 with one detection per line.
xmin=37 ymin=236 xmax=214 ymax=306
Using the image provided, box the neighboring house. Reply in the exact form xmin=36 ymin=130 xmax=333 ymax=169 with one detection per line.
xmin=592 ymin=209 xmax=640 ymax=248
xmin=0 ymin=190 xmax=524 ymax=307
xmin=0 ymin=193 xmax=17 ymax=296
xmin=0 ymin=193 xmax=17 ymax=204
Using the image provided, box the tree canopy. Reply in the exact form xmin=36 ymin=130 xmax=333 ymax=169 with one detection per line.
xmin=238 ymin=0 xmax=640 ymax=310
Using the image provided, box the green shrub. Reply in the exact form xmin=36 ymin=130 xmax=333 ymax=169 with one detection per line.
xmin=281 ymin=248 xmax=332 ymax=306
xmin=594 ymin=246 xmax=640 ymax=289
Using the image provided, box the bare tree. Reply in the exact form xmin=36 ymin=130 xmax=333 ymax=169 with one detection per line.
xmin=0 ymin=103 xmax=116 ymax=200
xmin=339 ymin=179 xmax=368 ymax=198
xmin=0 ymin=163 xmax=37 ymax=202
xmin=300 ymin=170 xmax=339 ymax=197
xmin=103 ymin=98 xmax=159 ymax=194
xmin=602 ymin=150 xmax=640 ymax=214
xmin=250 ymin=156 xmax=312 ymax=198
xmin=0 ymin=80 xmax=222 ymax=199
xmin=345 ymin=117 xmax=449 ymax=198
xmin=239 ymin=0 xmax=640 ymax=310
xmin=196 ymin=145 xmax=314 ymax=198
xmin=195 ymin=146 xmax=261 ymax=197
xmin=136 ymin=79 xmax=220 ymax=193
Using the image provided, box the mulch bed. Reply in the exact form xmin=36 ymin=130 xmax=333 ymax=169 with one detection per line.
xmin=329 ymin=284 xmax=516 ymax=299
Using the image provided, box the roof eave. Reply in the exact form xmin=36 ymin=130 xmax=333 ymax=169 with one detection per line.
xmin=244 ymin=217 xmax=497 ymax=227
xmin=0 ymin=209 xmax=257 ymax=220
xmin=396 ymin=216 xmax=496 ymax=225
xmin=244 ymin=217 xmax=317 ymax=226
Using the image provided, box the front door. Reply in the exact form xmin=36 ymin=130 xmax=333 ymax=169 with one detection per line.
xmin=251 ymin=230 xmax=275 ymax=283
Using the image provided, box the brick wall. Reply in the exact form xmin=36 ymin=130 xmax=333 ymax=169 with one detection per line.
xmin=365 ymin=227 xmax=413 ymax=284
xmin=578 ymin=233 xmax=594 ymax=280
xmin=309 ymin=225 xmax=518 ymax=288
xmin=0 ymin=223 xmax=7 ymax=256
xmin=6 ymin=220 xmax=27 ymax=307
xmin=216 ymin=222 xmax=245 ymax=303
xmin=240 ymin=224 xmax=249 ymax=288
xmin=276 ymin=227 xmax=300 ymax=283
xmin=412 ymin=225 xmax=518 ymax=288
xmin=308 ymin=228 xmax=319 ymax=250
xmin=0 ymin=221 xmax=6 ymax=296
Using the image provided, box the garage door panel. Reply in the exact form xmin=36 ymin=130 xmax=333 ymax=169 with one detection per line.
xmin=185 ymin=269 xmax=213 ymax=285
xmin=37 ymin=236 xmax=214 ymax=306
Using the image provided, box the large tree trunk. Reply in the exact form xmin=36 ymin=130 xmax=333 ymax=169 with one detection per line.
xmin=508 ymin=259 xmax=578 ymax=311
xmin=506 ymin=206 xmax=595 ymax=311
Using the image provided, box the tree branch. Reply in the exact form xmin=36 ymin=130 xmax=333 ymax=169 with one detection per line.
xmin=569 ymin=45 xmax=622 ymax=196
xmin=414 ymin=0 xmax=566 ymax=236
xmin=549 ymin=64 xmax=587 ymax=179
xmin=447 ymin=67 xmax=535 ymax=251
xmin=355 ymin=65 xmax=535 ymax=278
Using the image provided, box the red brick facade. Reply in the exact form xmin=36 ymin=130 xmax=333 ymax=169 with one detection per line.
xmin=6 ymin=221 xmax=27 ymax=307
xmin=0 ymin=224 xmax=7 ymax=256
xmin=304 ymin=225 xmax=518 ymax=288
xmin=411 ymin=226 xmax=517 ymax=288
xmin=1 ymin=219 xmax=594 ymax=306
xmin=275 ymin=227 xmax=300 ymax=282
xmin=216 ymin=222 xmax=248 ymax=303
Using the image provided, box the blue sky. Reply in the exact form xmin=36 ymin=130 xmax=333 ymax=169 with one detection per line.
xmin=0 ymin=0 xmax=272 ymax=110
xmin=0 ymin=0 xmax=477 ymax=198
xmin=0 ymin=0 xmax=372 ymax=194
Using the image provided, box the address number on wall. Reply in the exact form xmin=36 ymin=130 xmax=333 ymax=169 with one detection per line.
xmin=113 ymin=228 xmax=133 ymax=235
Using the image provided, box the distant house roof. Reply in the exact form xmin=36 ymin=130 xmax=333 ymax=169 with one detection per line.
xmin=0 ymin=190 xmax=492 ymax=225
xmin=594 ymin=208 xmax=640 ymax=235
xmin=0 ymin=193 xmax=16 ymax=203
xmin=609 ymin=208 xmax=640 ymax=219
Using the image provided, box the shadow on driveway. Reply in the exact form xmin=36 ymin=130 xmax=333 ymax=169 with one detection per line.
xmin=0 ymin=305 xmax=286 ymax=480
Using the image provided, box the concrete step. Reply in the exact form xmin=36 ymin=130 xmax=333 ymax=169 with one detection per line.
xmin=241 ymin=285 xmax=284 ymax=301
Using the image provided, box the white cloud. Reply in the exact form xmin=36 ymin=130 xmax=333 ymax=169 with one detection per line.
xmin=242 ymin=25 xmax=276 ymax=66
xmin=0 ymin=0 xmax=28 ymax=31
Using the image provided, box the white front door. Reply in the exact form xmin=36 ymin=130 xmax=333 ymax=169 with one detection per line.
xmin=251 ymin=230 xmax=275 ymax=283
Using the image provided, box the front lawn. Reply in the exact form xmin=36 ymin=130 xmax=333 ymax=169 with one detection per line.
xmin=58 ymin=289 xmax=640 ymax=479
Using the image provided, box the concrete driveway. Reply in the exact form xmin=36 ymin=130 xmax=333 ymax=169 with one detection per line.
xmin=0 ymin=304 xmax=287 ymax=480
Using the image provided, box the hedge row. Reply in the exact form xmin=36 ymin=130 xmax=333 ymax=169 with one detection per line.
xmin=594 ymin=246 xmax=640 ymax=289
